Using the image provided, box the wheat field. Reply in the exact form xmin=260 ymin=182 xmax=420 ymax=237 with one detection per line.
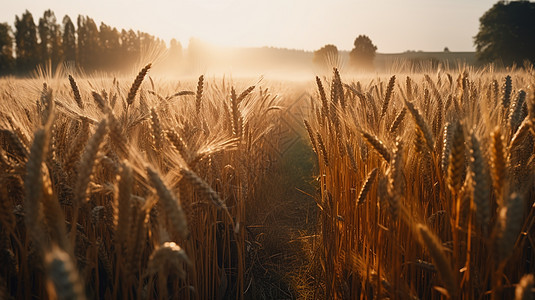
xmin=0 ymin=64 xmax=534 ymax=299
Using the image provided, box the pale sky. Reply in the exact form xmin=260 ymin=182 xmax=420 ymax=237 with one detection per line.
xmin=1 ymin=0 xmax=497 ymax=53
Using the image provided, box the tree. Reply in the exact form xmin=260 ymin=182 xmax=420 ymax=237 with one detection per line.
xmin=62 ymin=15 xmax=76 ymax=66
xmin=77 ymin=15 xmax=101 ymax=70
xmin=0 ymin=23 xmax=15 ymax=74
xmin=313 ymin=44 xmax=339 ymax=71
xmin=38 ymin=10 xmax=62 ymax=67
xmin=167 ymin=38 xmax=183 ymax=72
xmin=119 ymin=29 xmax=140 ymax=68
xmin=474 ymin=1 xmax=535 ymax=66
xmin=15 ymin=10 xmax=39 ymax=72
xmin=349 ymin=35 xmax=377 ymax=70
xmin=99 ymin=22 xmax=121 ymax=70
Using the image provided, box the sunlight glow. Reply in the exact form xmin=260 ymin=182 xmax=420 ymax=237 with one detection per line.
xmin=1 ymin=0 xmax=496 ymax=52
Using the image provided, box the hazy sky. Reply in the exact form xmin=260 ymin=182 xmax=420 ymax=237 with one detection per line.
xmin=1 ymin=0 xmax=497 ymax=53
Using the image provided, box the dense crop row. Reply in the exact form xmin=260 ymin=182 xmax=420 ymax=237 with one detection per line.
xmin=306 ymin=68 xmax=535 ymax=299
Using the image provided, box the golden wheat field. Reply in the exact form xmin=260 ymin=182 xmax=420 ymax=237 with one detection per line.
xmin=0 ymin=64 xmax=534 ymax=299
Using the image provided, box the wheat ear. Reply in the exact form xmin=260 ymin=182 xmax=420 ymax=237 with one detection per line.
xmin=361 ymin=131 xmax=391 ymax=163
xmin=147 ymin=166 xmax=189 ymax=240
xmin=417 ymin=224 xmax=457 ymax=298
xmin=236 ymin=85 xmax=255 ymax=104
xmin=126 ymin=63 xmax=152 ymax=105
xmin=469 ymin=132 xmax=491 ymax=234
xmin=510 ymin=90 xmax=527 ymax=134
xmin=179 ymin=168 xmax=226 ymax=209
xmin=73 ymin=119 xmax=108 ymax=205
xmin=381 ymin=75 xmax=395 ymax=117
xmin=147 ymin=241 xmax=191 ymax=279
xmin=165 ymin=129 xmax=192 ymax=163
xmin=357 ymin=168 xmax=378 ymax=205
xmin=515 ymin=274 xmax=534 ymax=300
xmin=389 ymin=108 xmax=406 ymax=134
xmin=490 ymin=127 xmax=506 ymax=199
xmin=495 ymin=193 xmax=524 ymax=262
xmin=195 ymin=75 xmax=204 ymax=115
xmin=387 ymin=138 xmax=404 ymax=218
xmin=0 ymin=129 xmax=28 ymax=162
xmin=316 ymin=76 xmax=329 ymax=119
xmin=447 ymin=121 xmax=465 ymax=195
xmin=63 ymin=119 xmax=90 ymax=171
xmin=502 ymin=75 xmax=512 ymax=110
xmin=316 ymin=132 xmax=329 ymax=166
xmin=68 ymin=75 xmax=84 ymax=109
xmin=405 ymin=99 xmax=434 ymax=151
xmin=45 ymin=245 xmax=87 ymax=300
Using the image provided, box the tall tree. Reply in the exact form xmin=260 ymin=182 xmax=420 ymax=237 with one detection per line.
xmin=77 ymin=15 xmax=100 ymax=70
xmin=0 ymin=23 xmax=15 ymax=74
xmin=474 ymin=1 xmax=535 ymax=66
xmin=167 ymin=38 xmax=182 ymax=71
xmin=349 ymin=35 xmax=377 ymax=71
xmin=15 ymin=10 xmax=39 ymax=72
xmin=99 ymin=22 xmax=120 ymax=70
xmin=62 ymin=15 xmax=76 ymax=66
xmin=119 ymin=29 xmax=140 ymax=68
xmin=313 ymin=44 xmax=339 ymax=71
xmin=38 ymin=10 xmax=62 ymax=67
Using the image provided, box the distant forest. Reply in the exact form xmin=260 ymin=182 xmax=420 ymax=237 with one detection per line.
xmin=0 ymin=10 xmax=479 ymax=78
xmin=0 ymin=9 xmax=183 ymax=75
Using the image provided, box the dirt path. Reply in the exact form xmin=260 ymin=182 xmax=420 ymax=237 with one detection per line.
xmin=243 ymin=83 xmax=319 ymax=297
xmin=246 ymin=135 xmax=318 ymax=299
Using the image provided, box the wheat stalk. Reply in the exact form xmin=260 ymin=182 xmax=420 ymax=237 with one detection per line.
xmin=24 ymin=128 xmax=48 ymax=246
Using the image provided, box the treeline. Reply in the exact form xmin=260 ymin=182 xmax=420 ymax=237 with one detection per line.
xmin=0 ymin=9 xmax=183 ymax=75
